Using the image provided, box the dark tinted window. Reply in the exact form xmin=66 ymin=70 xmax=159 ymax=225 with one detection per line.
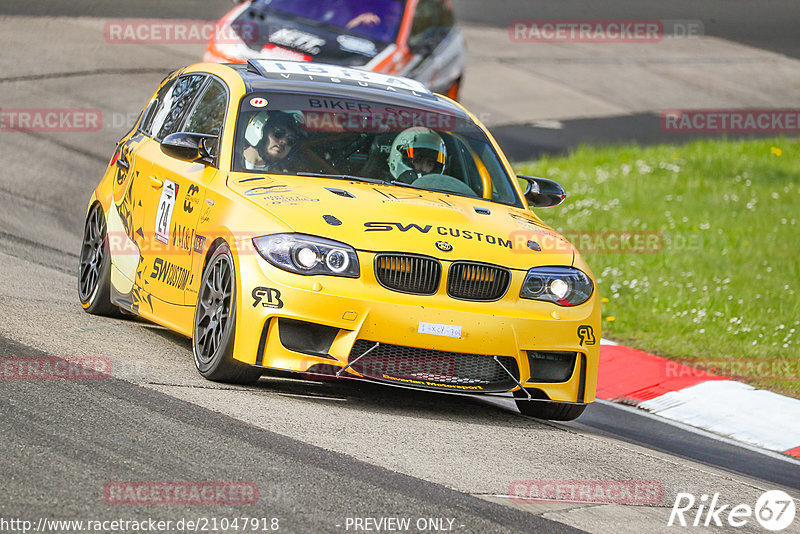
xmin=231 ymin=92 xmax=522 ymax=207
xmin=409 ymin=0 xmax=452 ymax=48
xmin=250 ymin=0 xmax=405 ymax=43
xmin=150 ymin=74 xmax=206 ymax=140
xmin=183 ymin=79 xmax=228 ymax=158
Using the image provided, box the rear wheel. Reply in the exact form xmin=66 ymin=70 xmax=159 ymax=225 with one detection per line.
xmin=514 ymin=389 xmax=587 ymax=421
xmin=78 ymin=203 xmax=120 ymax=316
xmin=193 ymin=243 xmax=261 ymax=384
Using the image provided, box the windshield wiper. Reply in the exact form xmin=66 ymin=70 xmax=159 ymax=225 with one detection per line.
xmin=296 ymin=172 xmax=386 ymax=184
xmin=296 ymin=173 xmax=465 ymax=196
xmin=389 ymin=180 xmax=463 ymax=195
xmin=389 ymin=180 xmax=424 ymax=189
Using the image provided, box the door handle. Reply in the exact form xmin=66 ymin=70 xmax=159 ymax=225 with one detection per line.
xmin=149 ymin=175 xmax=163 ymax=189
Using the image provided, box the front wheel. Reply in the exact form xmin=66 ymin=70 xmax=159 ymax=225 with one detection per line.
xmin=78 ymin=203 xmax=120 ymax=316
xmin=193 ymin=243 xmax=261 ymax=384
xmin=514 ymin=390 xmax=587 ymax=421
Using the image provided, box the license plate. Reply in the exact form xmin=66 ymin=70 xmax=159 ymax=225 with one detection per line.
xmin=418 ymin=322 xmax=462 ymax=339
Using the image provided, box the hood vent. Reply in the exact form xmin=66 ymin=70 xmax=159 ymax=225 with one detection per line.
xmin=326 ymin=187 xmax=355 ymax=198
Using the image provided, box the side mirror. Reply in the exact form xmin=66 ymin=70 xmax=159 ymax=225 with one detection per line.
xmin=518 ymin=175 xmax=566 ymax=207
xmin=160 ymin=132 xmax=216 ymax=164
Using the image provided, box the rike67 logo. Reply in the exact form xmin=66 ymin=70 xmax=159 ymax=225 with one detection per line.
xmin=668 ymin=490 xmax=796 ymax=531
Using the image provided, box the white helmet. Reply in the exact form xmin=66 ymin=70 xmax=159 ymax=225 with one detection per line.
xmin=244 ymin=110 xmax=305 ymax=146
xmin=388 ymin=127 xmax=446 ymax=181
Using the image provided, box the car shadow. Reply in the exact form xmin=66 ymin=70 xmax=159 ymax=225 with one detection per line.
xmin=142 ymin=324 xmax=570 ymax=431
xmin=251 ymin=371 xmax=568 ymax=432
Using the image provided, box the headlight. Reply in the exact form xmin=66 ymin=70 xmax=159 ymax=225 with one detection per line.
xmin=520 ymin=267 xmax=593 ymax=306
xmin=253 ymin=234 xmax=360 ymax=278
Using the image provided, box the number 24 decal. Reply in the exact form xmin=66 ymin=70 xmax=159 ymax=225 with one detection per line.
xmin=154 ymin=180 xmax=178 ymax=245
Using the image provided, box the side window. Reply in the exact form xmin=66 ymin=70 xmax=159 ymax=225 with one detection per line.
xmin=150 ymin=74 xmax=207 ymax=140
xmin=409 ymin=0 xmax=451 ymax=49
xmin=183 ymin=79 xmax=228 ymax=159
xmin=140 ymin=78 xmax=176 ymax=136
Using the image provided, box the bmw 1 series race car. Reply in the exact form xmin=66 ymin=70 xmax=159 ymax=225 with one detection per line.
xmin=204 ymin=0 xmax=465 ymax=99
xmin=79 ymin=59 xmax=600 ymax=420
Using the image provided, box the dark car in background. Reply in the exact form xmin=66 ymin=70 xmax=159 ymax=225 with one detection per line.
xmin=204 ymin=0 xmax=465 ymax=99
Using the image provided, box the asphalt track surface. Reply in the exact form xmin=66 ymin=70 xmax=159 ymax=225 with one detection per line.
xmin=0 ymin=336 xmax=572 ymax=534
xmin=4 ymin=0 xmax=799 ymax=60
xmin=1 ymin=2 xmax=799 ymax=533
xmin=3 ymin=0 xmax=798 ymax=159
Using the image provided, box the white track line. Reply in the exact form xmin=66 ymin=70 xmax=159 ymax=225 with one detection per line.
xmin=597 ymin=399 xmax=800 ymax=466
xmin=638 ymin=381 xmax=800 ymax=453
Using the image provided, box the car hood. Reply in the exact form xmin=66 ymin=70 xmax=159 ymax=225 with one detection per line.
xmin=228 ymin=174 xmax=575 ymax=269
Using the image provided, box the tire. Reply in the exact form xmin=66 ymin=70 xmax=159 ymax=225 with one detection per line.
xmin=192 ymin=243 xmax=261 ymax=384
xmin=78 ymin=203 xmax=120 ymax=316
xmin=514 ymin=389 xmax=587 ymax=421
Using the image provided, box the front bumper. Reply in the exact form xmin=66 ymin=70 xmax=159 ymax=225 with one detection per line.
xmin=232 ymin=245 xmax=600 ymax=403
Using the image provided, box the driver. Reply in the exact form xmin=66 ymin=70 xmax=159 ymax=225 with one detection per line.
xmin=242 ymin=111 xmax=305 ymax=172
xmin=387 ymin=127 xmax=447 ymax=183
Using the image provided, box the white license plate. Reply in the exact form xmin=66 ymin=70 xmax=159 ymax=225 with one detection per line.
xmin=418 ymin=322 xmax=462 ymax=339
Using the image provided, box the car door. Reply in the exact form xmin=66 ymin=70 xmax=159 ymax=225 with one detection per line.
xmin=153 ymin=76 xmax=230 ymax=306
xmin=132 ymin=73 xmax=209 ymax=305
xmin=107 ymin=73 xmax=180 ymax=311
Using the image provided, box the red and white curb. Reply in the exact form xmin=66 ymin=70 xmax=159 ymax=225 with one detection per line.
xmin=596 ymin=339 xmax=800 ymax=459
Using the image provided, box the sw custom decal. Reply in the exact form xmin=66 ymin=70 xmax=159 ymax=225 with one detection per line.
xmin=364 ymin=222 xmax=513 ymax=250
xmin=151 ymin=258 xmax=190 ymax=290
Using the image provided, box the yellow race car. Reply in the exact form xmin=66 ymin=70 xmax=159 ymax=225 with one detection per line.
xmin=79 ymin=60 xmax=600 ymax=420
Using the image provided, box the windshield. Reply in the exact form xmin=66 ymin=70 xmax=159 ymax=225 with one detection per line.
xmin=233 ymin=93 xmax=523 ymax=207
xmin=256 ymin=0 xmax=405 ymax=43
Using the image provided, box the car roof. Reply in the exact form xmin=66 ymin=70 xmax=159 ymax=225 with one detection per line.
xmin=227 ymin=60 xmax=469 ymax=117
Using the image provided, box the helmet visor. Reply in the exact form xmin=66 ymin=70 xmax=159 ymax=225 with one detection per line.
xmin=403 ymin=147 xmax=445 ymax=174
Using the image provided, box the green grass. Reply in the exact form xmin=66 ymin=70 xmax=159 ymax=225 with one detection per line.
xmin=517 ymin=138 xmax=800 ymax=397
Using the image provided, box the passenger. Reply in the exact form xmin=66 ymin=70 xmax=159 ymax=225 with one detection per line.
xmin=388 ymin=127 xmax=447 ymax=183
xmin=242 ymin=111 xmax=305 ymax=172
xmin=346 ymin=12 xmax=381 ymax=30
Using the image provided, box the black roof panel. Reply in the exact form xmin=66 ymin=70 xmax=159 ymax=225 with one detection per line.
xmin=225 ymin=61 xmax=468 ymax=117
